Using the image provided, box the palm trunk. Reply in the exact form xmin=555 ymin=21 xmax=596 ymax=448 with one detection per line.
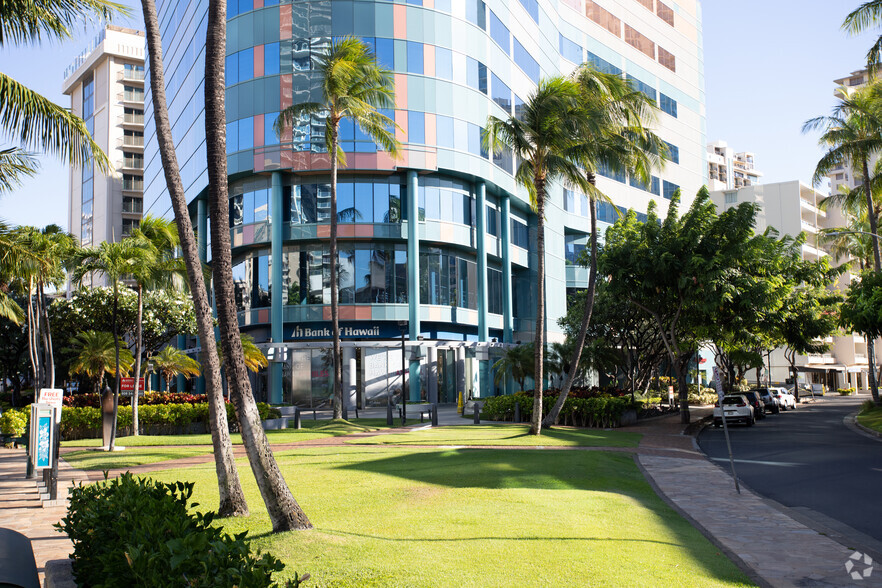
xmin=543 ymin=192 xmax=598 ymax=427
xmin=330 ymin=119 xmax=343 ymax=419
xmin=40 ymin=283 xmax=55 ymax=389
xmin=141 ymin=0 xmax=248 ymax=517
xmin=868 ymin=336 xmax=879 ymax=404
xmin=38 ymin=284 xmax=51 ymax=389
xmin=205 ymin=0 xmax=310 ymax=531
xmin=26 ymin=277 xmax=39 ymax=391
xmin=530 ymin=175 xmax=546 ymax=436
xmin=132 ymin=284 xmax=144 ymax=435
xmin=108 ymin=284 xmax=121 ymax=451
xmin=863 ymin=158 xmax=881 ymax=403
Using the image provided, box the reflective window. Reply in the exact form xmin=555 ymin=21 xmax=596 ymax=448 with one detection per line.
xmin=598 ymin=162 xmax=625 ymax=183
xmin=408 ymin=111 xmax=425 ymax=144
xmin=513 ymin=39 xmax=539 ymax=84
xmin=489 ymin=9 xmax=510 ymax=53
xmin=624 ymin=25 xmax=655 ymax=59
xmin=511 ymin=218 xmax=529 ymax=249
xmin=264 ymin=112 xmax=280 ymax=145
xmin=435 ymin=47 xmax=453 ymax=80
xmin=490 ymin=73 xmax=511 ymax=113
xmin=466 ymin=0 xmax=486 ymax=29
xmin=419 ymin=248 xmax=478 ymax=309
xmin=585 ymin=1 xmax=621 ymax=37
xmin=407 ymin=41 xmax=423 ymax=74
xmin=517 ymin=0 xmax=539 ymax=23
xmin=466 ymin=57 xmax=488 ymax=94
xmin=559 ymin=34 xmax=582 ymax=63
xmin=436 ymin=115 xmax=454 ymax=148
xmin=565 ymin=234 xmax=587 ymax=264
xmin=627 ymin=75 xmax=656 ymax=101
xmin=658 ymin=46 xmax=676 ymax=72
xmin=488 ymin=267 xmax=503 ymax=314
xmin=663 ymin=141 xmax=679 ymax=164
xmin=663 ymin=180 xmax=679 ymax=200
xmin=587 ymin=51 xmax=621 ymax=75
xmin=265 ymin=42 xmax=280 ymax=75
xmin=657 ymin=0 xmax=675 ymax=26
xmin=629 ymin=174 xmax=661 ymax=196
xmin=659 ymin=93 xmax=678 ymax=118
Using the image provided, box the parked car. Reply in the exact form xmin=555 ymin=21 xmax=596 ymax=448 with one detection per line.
xmin=752 ymin=388 xmax=780 ymax=414
xmin=770 ymin=387 xmax=797 ymax=410
xmin=713 ymin=394 xmax=755 ymax=427
xmin=741 ymin=390 xmax=770 ymax=418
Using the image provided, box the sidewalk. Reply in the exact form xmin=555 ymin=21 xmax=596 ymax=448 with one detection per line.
xmin=635 ymin=409 xmax=882 ymax=588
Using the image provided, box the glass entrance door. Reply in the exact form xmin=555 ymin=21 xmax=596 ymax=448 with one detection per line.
xmin=437 ymin=349 xmax=456 ymax=403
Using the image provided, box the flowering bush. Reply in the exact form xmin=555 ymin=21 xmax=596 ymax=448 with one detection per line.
xmin=64 ymin=392 xmax=211 ymax=408
xmin=0 ymin=409 xmax=28 ymax=437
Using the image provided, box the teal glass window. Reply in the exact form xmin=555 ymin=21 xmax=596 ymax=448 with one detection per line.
xmin=513 ymin=39 xmax=539 ymax=84
xmin=466 ymin=0 xmax=486 ymax=29
xmin=587 ymin=51 xmax=621 ymax=75
xmin=265 ymin=42 xmax=280 ymax=75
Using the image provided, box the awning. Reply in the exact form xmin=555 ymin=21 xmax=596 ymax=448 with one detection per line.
xmin=847 ymin=366 xmax=865 ymax=373
xmin=800 ymin=365 xmax=846 ymax=373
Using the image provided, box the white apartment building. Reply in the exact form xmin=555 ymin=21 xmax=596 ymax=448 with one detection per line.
xmin=711 ymin=181 xmax=871 ymax=392
xmin=63 ymin=25 xmax=146 ymax=281
xmin=706 ymin=140 xmax=762 ymax=192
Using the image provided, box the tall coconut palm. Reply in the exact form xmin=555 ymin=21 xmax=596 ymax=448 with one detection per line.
xmin=139 ymin=0 xmax=248 ymax=517
xmin=204 ymin=0 xmax=309 ymax=531
xmin=542 ymin=66 xmax=666 ymax=427
xmin=804 ymin=83 xmax=882 ymax=271
xmin=492 ymin=343 xmax=535 ymax=393
xmin=71 ymin=241 xmax=152 ymax=451
xmin=275 ymin=37 xmax=400 ymax=420
xmin=843 ymin=1 xmax=882 ymax=72
xmin=485 ymin=76 xmax=592 ymax=435
xmin=217 ymin=334 xmax=268 ymax=374
xmin=129 ymin=215 xmax=186 ymax=434
xmin=150 ymin=346 xmax=200 ymax=391
xmin=0 ymin=0 xmax=123 ymax=180
xmin=68 ymin=330 xmax=133 ymax=396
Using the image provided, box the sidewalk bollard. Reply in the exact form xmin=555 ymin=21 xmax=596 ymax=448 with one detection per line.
xmin=386 ymin=397 xmax=394 ymax=426
xmin=342 ymin=405 xmax=348 ymax=421
xmin=431 ymin=403 xmax=438 ymax=426
xmin=313 ymin=410 xmax=317 ymax=421
xmin=355 ymin=407 xmax=359 ymax=419
xmin=514 ymin=401 xmax=521 ymax=423
xmin=294 ymin=407 xmax=302 ymax=430
xmin=474 ymin=404 xmax=480 ymax=424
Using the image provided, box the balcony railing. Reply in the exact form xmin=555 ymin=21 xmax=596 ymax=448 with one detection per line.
xmin=120 ymin=135 xmax=144 ymax=147
xmin=123 ymin=158 xmax=143 ymax=169
xmin=122 ymin=200 xmax=143 ymax=213
xmin=121 ymin=113 xmax=144 ymax=125
xmin=123 ymin=178 xmax=144 ymax=191
xmin=120 ymin=69 xmax=145 ymax=82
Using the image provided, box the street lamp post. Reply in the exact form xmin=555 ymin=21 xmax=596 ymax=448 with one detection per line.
xmin=398 ymin=320 xmax=407 ymax=425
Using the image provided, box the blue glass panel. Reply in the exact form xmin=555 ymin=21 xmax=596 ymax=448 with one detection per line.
xmin=240 ymin=48 xmax=254 ymax=82
xmin=513 ymin=38 xmax=539 ymax=84
xmin=254 ymin=189 xmax=268 ymax=222
xmin=517 ymin=0 xmax=539 ymax=22
xmin=439 ymin=189 xmax=454 ymax=222
xmin=489 ymin=9 xmax=509 ymax=52
xmin=239 ymin=117 xmax=253 ymax=150
xmin=227 ymin=0 xmax=239 ymax=19
xmin=559 ymin=34 xmax=582 ymax=63
xmin=466 ymin=0 xmax=486 ymax=29
xmin=587 ymin=51 xmax=621 ymax=75
xmin=354 ymin=182 xmax=372 ymax=223
xmin=663 ymin=180 xmax=679 ymax=200
xmin=226 ymin=121 xmax=238 ymax=153
xmin=627 ymin=75 xmax=656 ymax=101
xmin=264 ymin=112 xmax=279 ymax=145
xmin=243 ymin=191 xmax=255 ymax=224
xmin=435 ymin=0 xmax=451 ymax=11
xmin=436 ymin=115 xmax=454 ymax=147
xmin=514 ymin=94 xmax=525 ymax=120
xmin=264 ymin=42 xmax=280 ymax=75
xmin=374 ymin=183 xmax=390 ymax=222
xmin=467 ymin=123 xmax=482 ymax=157
xmin=490 ymin=73 xmax=511 ymax=113
xmin=238 ymin=0 xmax=252 ymax=16
xmin=226 ymin=54 xmax=238 ymax=85
xmin=339 ymin=118 xmax=355 ymax=141
xmin=407 ymin=42 xmax=423 ymax=74
xmin=338 ymin=182 xmax=355 ymax=222
xmin=376 ymin=38 xmax=394 ymax=70
xmin=660 ymin=93 xmax=677 ymax=117
xmin=663 ymin=141 xmax=679 ymax=164
xmin=435 ymin=47 xmax=453 ymax=79
xmin=651 ymin=176 xmax=660 ymax=195
xmin=408 ymin=111 xmax=425 ymax=144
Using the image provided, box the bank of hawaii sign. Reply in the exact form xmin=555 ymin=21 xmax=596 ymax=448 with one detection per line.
xmin=292 ymin=325 xmax=382 ymax=338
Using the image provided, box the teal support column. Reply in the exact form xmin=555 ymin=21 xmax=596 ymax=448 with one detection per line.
xmin=176 ymin=334 xmax=186 ymax=392
xmin=501 ymin=194 xmax=513 ymax=344
xmin=406 ymin=170 xmax=421 ymax=401
xmin=270 ymin=171 xmax=284 ymax=404
xmin=476 ymin=182 xmax=490 ymax=397
xmin=195 ymin=196 xmax=207 ymax=396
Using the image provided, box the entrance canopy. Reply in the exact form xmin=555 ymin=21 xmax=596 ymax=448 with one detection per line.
xmin=799 ymin=365 xmax=846 ymax=373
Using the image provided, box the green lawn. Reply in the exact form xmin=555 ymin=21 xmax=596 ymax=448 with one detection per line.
xmin=345 ymin=424 xmax=641 ymax=448
xmin=62 ymin=446 xmax=210 ymax=470
xmin=857 ymin=404 xmax=882 ymax=433
xmin=146 ymin=447 xmax=753 ymax=587
xmin=61 ymin=418 xmax=393 ymax=448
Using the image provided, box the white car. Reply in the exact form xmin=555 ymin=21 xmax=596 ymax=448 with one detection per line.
xmin=713 ymin=394 xmax=755 ymax=427
xmin=771 ymin=387 xmax=797 ymax=410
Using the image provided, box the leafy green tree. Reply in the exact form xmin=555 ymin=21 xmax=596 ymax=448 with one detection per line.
xmin=492 ymin=343 xmax=534 ymax=393
xmin=68 ymin=331 xmax=133 ymax=396
xmin=150 ymin=346 xmax=200 ymax=392
xmin=217 ymin=334 xmax=268 ymax=374
xmin=0 ymin=0 xmax=123 ymax=187
xmin=841 ymin=270 xmax=882 ymax=404
xmin=275 ymin=36 xmax=400 ymax=420
xmin=139 ymin=0 xmax=248 ymax=517
xmin=0 ymin=291 xmax=29 ymax=406
xmin=485 ymin=76 xmax=590 ymax=435
xmin=71 ymin=241 xmax=153 ymax=450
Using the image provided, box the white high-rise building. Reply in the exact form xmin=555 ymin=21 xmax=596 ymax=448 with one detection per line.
xmin=706 ymin=140 xmax=762 ymax=191
xmin=63 ymin=25 xmax=146 ymax=273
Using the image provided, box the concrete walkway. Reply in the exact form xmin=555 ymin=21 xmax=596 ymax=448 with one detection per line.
xmin=4 ymin=403 xmax=880 ymax=587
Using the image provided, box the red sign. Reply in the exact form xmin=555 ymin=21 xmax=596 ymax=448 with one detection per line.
xmin=120 ymin=378 xmax=145 ymax=392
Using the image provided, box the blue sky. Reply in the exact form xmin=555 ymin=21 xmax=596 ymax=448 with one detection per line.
xmin=0 ymin=0 xmax=878 ymax=230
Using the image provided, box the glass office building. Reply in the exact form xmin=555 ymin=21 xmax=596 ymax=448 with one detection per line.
xmin=143 ymin=0 xmax=706 ymax=406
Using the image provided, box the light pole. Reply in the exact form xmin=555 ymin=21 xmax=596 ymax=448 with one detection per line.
xmin=398 ymin=320 xmax=408 ymax=425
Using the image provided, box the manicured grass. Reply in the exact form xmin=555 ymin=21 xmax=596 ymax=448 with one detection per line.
xmin=147 ymin=447 xmax=753 ymax=587
xmin=345 ymin=424 xmax=642 ymax=448
xmin=857 ymin=404 xmax=882 ymax=433
xmin=61 ymin=418 xmax=393 ymax=448
xmin=62 ymin=446 xmax=210 ymax=470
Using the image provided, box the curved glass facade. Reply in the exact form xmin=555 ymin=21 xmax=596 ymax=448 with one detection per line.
xmin=144 ymin=0 xmax=705 ymax=405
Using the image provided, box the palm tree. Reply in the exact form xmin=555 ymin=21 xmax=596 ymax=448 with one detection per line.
xmin=150 ymin=346 xmax=201 ymax=391
xmin=542 ymin=66 xmax=666 ymax=428
xmin=68 ymin=330 xmax=133 ymax=397
xmin=204 ymin=0 xmax=309 ymax=531
xmin=139 ymin=0 xmax=248 ymax=517
xmin=484 ymin=76 xmax=592 ymax=435
xmin=804 ymin=83 xmax=882 ymax=271
xmin=217 ymin=334 xmax=268 ymax=374
xmin=0 ymin=0 xmax=123 ymax=181
xmin=71 ymin=241 xmax=153 ymax=451
xmin=492 ymin=343 xmax=534 ymax=393
xmin=843 ymin=1 xmax=882 ymax=72
xmin=275 ymin=36 xmax=400 ymax=420
xmin=129 ymin=215 xmax=186 ymax=434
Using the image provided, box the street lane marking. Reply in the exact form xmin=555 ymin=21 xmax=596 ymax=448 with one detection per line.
xmin=710 ymin=457 xmax=802 ymax=467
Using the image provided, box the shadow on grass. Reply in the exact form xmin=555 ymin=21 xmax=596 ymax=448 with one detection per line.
xmin=318 ymin=529 xmax=685 ymax=547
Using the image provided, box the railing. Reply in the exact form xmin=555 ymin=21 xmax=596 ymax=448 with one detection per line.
xmin=121 ymin=113 xmax=144 ymax=125
xmin=119 ymin=91 xmax=144 ymax=103
xmin=120 ymin=135 xmax=144 ymax=147
xmin=120 ymin=68 xmax=145 ymax=81
xmin=122 ymin=200 xmax=143 ymax=213
xmin=123 ymin=178 xmax=144 ymax=191
xmin=123 ymin=156 xmax=143 ymax=169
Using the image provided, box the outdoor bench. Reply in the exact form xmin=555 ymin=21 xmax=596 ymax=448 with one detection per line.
xmin=396 ymin=403 xmax=434 ymax=423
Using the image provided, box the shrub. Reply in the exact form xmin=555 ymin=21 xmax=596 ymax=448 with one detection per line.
xmin=0 ymin=409 xmax=28 ymax=437
xmin=57 ymin=473 xmax=302 ymax=587
xmin=837 ymin=387 xmax=857 ymax=396
xmin=480 ymin=393 xmax=638 ymax=428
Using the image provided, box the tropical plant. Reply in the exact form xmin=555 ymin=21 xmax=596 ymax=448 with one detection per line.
xmin=541 ymin=66 xmax=666 ymax=428
xmin=841 ymin=269 xmax=882 ymax=405
xmin=139 ymin=0 xmax=248 ymax=517
xmin=484 ymin=76 xmax=590 ymax=435
xmin=275 ymin=36 xmax=399 ymax=420
xmin=204 ymin=0 xmax=309 ymax=530
xmin=0 ymin=0 xmax=123 ymax=187
xmin=843 ymin=1 xmax=882 ymax=72
xmin=217 ymin=334 xmax=268 ymax=374
xmin=70 ymin=240 xmax=153 ymax=450
xmin=68 ymin=330 xmax=133 ymax=396
xmin=149 ymin=346 xmax=200 ymax=391
xmin=492 ymin=343 xmax=534 ymax=392
xmin=129 ymin=215 xmax=186 ymax=435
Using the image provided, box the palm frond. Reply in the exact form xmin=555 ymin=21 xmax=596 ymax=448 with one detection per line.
xmin=0 ymin=146 xmax=38 ymax=192
xmin=0 ymin=0 xmax=128 ymax=46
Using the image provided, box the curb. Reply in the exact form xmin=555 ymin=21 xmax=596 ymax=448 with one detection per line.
xmin=845 ymin=411 xmax=882 ymax=441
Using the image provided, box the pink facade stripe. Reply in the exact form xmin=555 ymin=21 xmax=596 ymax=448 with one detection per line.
xmin=243 ymin=224 xmax=255 ymax=245
xmin=280 ymin=4 xmax=292 ymax=39
xmin=253 ymin=0 xmax=263 ymax=7
xmin=425 ymin=113 xmax=436 ymax=146
xmin=423 ymin=44 xmax=435 ymax=77
xmin=254 ymin=151 xmax=265 ymax=172
xmin=253 ymin=113 xmax=264 ymax=147
xmin=395 ymin=74 xmax=407 ymax=108
xmin=258 ymin=309 xmax=269 ymax=323
xmin=254 ymin=45 xmax=264 ymax=77
xmin=395 ymin=110 xmax=408 ymax=144
xmin=393 ymin=4 xmax=407 ymax=38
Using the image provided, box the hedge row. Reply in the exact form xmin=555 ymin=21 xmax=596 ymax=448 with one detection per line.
xmin=61 ymin=402 xmax=281 ymax=440
xmin=480 ymin=392 xmax=639 ymax=428
xmin=57 ymin=473 xmax=305 ymax=587
xmin=64 ymin=392 xmax=211 ymax=408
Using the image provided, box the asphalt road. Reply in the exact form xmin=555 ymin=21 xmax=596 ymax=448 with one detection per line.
xmin=698 ymin=395 xmax=882 ymax=545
